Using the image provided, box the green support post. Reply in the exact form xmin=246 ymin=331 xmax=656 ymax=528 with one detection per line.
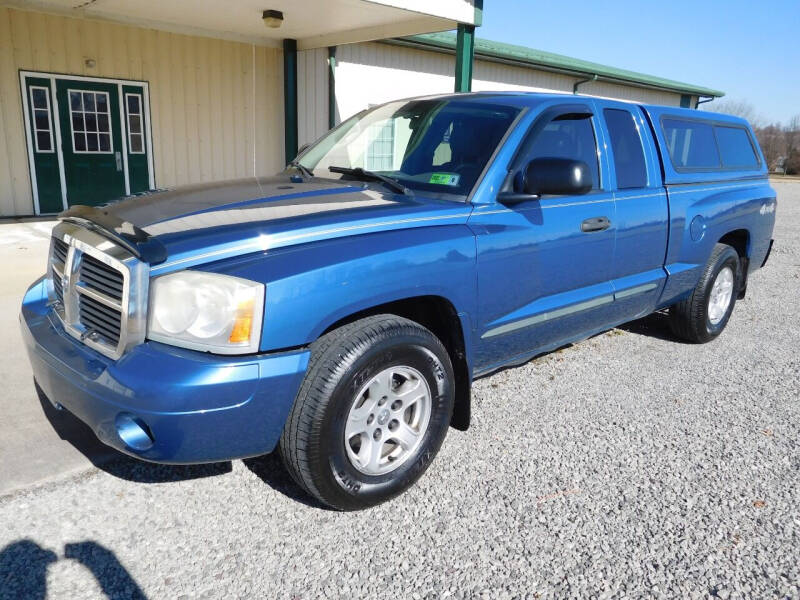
xmin=454 ymin=23 xmax=475 ymax=93
xmin=328 ymin=46 xmax=337 ymax=129
xmin=283 ymin=38 xmax=298 ymax=163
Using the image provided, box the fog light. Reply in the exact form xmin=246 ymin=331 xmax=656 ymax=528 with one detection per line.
xmin=115 ymin=413 xmax=155 ymax=451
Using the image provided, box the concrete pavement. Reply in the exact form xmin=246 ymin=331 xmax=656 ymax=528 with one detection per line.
xmin=0 ymin=221 xmax=116 ymax=497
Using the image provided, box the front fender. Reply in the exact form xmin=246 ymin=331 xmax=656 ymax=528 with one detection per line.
xmin=204 ymin=225 xmax=478 ymax=352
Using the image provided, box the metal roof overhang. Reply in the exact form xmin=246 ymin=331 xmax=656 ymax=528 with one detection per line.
xmin=4 ymin=0 xmax=481 ymax=49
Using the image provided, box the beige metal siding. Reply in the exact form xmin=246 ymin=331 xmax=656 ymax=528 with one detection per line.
xmin=473 ymin=60 xmax=575 ymax=94
xmin=297 ymin=48 xmax=329 ymax=147
xmin=334 ymin=42 xmax=683 ymax=125
xmin=0 ymin=7 xmax=284 ymax=216
xmin=579 ymin=79 xmax=683 ymax=106
xmin=335 ymin=41 xmax=453 ymax=121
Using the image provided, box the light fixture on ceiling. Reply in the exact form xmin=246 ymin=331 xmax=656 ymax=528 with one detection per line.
xmin=262 ymin=9 xmax=284 ymax=29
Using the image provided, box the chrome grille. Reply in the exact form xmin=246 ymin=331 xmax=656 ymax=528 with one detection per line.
xmin=78 ymin=294 xmax=122 ymax=344
xmin=79 ymin=253 xmax=124 ymax=301
xmin=53 ymin=238 xmax=69 ymax=264
xmin=50 ymin=238 xmax=68 ymax=304
xmin=47 ymin=223 xmax=150 ymax=360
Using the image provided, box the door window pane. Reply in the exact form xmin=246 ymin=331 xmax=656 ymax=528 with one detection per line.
xmin=130 ymin=134 xmax=143 ymax=153
xmin=662 ymin=118 xmax=720 ymax=169
xmin=526 ymin=116 xmax=600 ymax=189
xmin=127 ymin=94 xmax=140 ymax=113
xmin=714 ymin=126 xmax=759 ymax=168
xmin=36 ymin=131 xmax=52 ymax=152
xmin=69 ymin=90 xmax=112 ymax=153
xmin=125 ymin=93 xmax=146 ymax=154
xmin=28 ymin=86 xmax=54 ymax=153
xmin=82 ymin=92 xmax=95 ymax=112
xmin=32 ymin=88 xmax=48 ymax=109
xmin=604 ymin=108 xmax=648 ymax=189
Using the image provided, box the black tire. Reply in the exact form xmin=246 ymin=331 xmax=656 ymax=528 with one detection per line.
xmin=279 ymin=314 xmax=455 ymax=510
xmin=669 ymin=243 xmax=740 ymax=343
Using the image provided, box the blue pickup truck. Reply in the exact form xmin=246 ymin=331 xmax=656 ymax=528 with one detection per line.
xmin=21 ymin=92 xmax=775 ymax=510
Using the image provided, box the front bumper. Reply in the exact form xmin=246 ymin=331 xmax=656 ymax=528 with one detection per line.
xmin=21 ymin=277 xmax=310 ymax=463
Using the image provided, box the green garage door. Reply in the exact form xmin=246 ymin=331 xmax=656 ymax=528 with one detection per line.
xmin=22 ymin=72 xmax=153 ymax=214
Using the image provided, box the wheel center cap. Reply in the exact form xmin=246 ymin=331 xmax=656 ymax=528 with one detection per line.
xmin=377 ymin=409 xmax=390 ymax=425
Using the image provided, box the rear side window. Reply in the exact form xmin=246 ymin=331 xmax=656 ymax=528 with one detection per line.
xmin=604 ymin=108 xmax=647 ymax=188
xmin=662 ymin=118 xmax=720 ymax=169
xmin=715 ymin=126 xmax=759 ymax=168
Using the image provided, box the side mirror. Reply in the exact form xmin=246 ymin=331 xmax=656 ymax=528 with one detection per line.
xmin=517 ymin=157 xmax=593 ymax=197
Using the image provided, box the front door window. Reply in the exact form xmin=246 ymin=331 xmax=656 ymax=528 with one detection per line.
xmin=69 ymin=90 xmax=113 ymax=153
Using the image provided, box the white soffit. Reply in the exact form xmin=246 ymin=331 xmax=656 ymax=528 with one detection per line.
xmin=4 ymin=0 xmax=477 ymax=49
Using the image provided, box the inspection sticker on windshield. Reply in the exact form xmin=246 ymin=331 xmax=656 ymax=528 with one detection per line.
xmin=429 ymin=173 xmax=460 ymax=186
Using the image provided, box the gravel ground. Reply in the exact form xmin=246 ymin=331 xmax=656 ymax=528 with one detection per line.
xmin=1 ymin=183 xmax=798 ymax=599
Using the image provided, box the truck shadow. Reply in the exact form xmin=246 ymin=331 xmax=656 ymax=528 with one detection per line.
xmin=616 ymin=310 xmax=684 ymax=342
xmin=242 ymin=453 xmax=330 ymax=510
xmin=35 ymin=382 xmax=232 ymax=484
xmin=0 ymin=539 xmax=146 ymax=600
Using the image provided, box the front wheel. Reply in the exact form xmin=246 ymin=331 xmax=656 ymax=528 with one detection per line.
xmin=279 ymin=315 xmax=454 ymax=510
xmin=669 ymin=243 xmax=740 ymax=343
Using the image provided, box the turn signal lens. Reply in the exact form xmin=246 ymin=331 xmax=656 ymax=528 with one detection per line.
xmin=229 ymin=299 xmax=255 ymax=344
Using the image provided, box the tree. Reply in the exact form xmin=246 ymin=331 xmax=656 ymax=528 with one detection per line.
xmin=783 ymin=115 xmax=800 ymax=174
xmin=755 ymin=125 xmax=785 ymax=172
xmin=709 ymin=99 xmax=761 ymax=127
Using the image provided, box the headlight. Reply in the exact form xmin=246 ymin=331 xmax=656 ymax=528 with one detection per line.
xmin=147 ymin=271 xmax=264 ymax=354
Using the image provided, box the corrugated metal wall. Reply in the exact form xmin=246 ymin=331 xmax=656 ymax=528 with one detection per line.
xmin=0 ymin=7 xmax=284 ymax=217
xmin=332 ymin=41 xmax=685 ymax=123
xmin=334 ymin=42 xmax=453 ymax=121
xmin=297 ymin=48 xmax=329 ymax=148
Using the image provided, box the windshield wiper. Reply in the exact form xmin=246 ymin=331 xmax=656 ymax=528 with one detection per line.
xmin=328 ymin=166 xmax=412 ymax=196
xmin=287 ymin=160 xmax=314 ymax=179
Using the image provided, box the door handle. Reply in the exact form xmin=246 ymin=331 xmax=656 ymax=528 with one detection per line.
xmin=115 ymin=151 xmax=122 ymax=171
xmin=581 ymin=216 xmax=611 ymax=233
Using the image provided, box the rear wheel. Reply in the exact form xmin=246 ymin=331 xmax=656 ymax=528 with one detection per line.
xmin=669 ymin=243 xmax=740 ymax=343
xmin=279 ymin=315 xmax=454 ymax=510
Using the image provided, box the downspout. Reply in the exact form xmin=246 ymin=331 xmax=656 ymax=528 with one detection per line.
xmin=696 ymin=95 xmax=715 ymax=109
xmin=573 ymin=73 xmax=597 ymax=94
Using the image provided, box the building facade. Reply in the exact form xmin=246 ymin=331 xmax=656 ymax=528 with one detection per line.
xmin=0 ymin=3 xmax=722 ymax=217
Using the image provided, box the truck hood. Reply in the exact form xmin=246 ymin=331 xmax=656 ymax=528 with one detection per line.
xmin=99 ymin=175 xmax=473 ymax=273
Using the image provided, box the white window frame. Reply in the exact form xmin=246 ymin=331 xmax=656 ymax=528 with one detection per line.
xmin=68 ymin=88 xmax=114 ymax=155
xmin=29 ymin=85 xmax=55 ymax=154
xmin=366 ymin=120 xmax=395 ymax=171
xmin=124 ymin=92 xmax=145 ymax=155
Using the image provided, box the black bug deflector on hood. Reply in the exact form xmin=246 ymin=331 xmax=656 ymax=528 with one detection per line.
xmin=59 ymin=205 xmax=168 ymax=265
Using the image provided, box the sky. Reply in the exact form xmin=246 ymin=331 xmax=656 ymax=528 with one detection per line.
xmin=477 ymin=0 xmax=800 ymax=125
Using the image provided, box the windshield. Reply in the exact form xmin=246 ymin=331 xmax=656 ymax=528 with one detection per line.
xmin=298 ymin=99 xmax=521 ymax=197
